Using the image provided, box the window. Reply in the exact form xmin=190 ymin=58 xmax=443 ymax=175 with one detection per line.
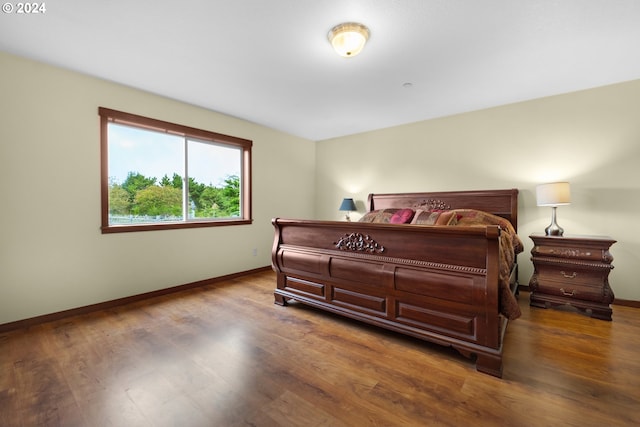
xmin=99 ymin=107 xmax=252 ymax=233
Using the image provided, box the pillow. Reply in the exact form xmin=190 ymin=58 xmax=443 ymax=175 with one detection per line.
xmin=358 ymin=209 xmax=399 ymax=223
xmin=390 ymin=208 xmax=415 ymax=224
xmin=358 ymin=210 xmax=380 ymax=223
xmin=410 ymin=209 xmax=458 ymax=226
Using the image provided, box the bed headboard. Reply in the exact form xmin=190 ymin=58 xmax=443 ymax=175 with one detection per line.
xmin=367 ymin=189 xmax=519 ymax=231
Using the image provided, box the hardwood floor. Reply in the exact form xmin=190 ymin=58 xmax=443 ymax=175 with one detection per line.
xmin=1 ymin=270 xmax=638 ymax=426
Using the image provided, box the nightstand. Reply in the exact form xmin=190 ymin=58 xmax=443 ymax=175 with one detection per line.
xmin=528 ymin=233 xmax=616 ymax=320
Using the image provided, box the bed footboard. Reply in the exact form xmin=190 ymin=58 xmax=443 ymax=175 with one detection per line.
xmin=271 ymin=218 xmax=508 ymax=377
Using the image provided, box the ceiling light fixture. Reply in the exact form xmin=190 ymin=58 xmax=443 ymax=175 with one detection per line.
xmin=328 ymin=22 xmax=370 ymax=57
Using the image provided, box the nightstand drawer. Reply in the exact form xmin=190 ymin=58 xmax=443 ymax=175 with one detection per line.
xmin=532 ymin=246 xmax=610 ymax=262
xmin=535 ymin=264 xmax=608 ymax=288
xmin=535 ymin=280 xmax=607 ymax=303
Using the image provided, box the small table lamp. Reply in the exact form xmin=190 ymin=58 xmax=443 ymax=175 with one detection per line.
xmin=536 ymin=182 xmax=571 ymax=236
xmin=339 ymin=198 xmax=357 ymax=221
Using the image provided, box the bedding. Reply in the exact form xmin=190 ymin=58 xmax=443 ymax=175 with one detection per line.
xmin=453 ymin=209 xmax=523 ymax=320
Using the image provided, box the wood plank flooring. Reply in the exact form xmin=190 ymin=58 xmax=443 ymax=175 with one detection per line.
xmin=1 ymin=270 xmax=638 ymax=426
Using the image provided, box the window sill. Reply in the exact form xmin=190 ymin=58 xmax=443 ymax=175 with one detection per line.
xmin=101 ymin=219 xmax=253 ymax=234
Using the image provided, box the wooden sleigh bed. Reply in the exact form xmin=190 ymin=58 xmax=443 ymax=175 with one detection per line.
xmin=271 ymin=189 xmax=522 ymax=377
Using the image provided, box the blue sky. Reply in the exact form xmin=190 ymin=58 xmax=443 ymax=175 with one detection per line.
xmin=108 ymin=123 xmax=241 ymax=187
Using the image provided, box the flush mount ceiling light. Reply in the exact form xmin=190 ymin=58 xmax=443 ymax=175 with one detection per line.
xmin=328 ymin=22 xmax=370 ymax=57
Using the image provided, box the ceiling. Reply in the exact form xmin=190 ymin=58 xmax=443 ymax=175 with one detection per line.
xmin=2 ymin=0 xmax=639 ymax=141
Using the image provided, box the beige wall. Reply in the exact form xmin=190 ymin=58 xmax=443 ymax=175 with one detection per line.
xmin=316 ymin=80 xmax=640 ymax=301
xmin=0 ymin=52 xmax=316 ymax=324
xmin=1 ymin=50 xmax=638 ymax=325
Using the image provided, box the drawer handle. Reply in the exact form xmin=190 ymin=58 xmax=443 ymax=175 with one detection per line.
xmin=560 ymin=288 xmax=576 ymax=296
xmin=560 ymin=271 xmax=577 ymax=279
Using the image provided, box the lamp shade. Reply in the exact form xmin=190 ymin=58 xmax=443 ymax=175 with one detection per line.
xmin=339 ymin=198 xmax=356 ymax=211
xmin=536 ymin=182 xmax=571 ymax=206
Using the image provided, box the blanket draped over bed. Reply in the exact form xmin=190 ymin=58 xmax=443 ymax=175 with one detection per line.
xmin=271 ymin=189 xmax=521 ymax=377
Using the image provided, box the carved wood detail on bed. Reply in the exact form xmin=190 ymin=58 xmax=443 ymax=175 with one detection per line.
xmin=411 ymin=199 xmax=451 ymax=211
xmin=272 ymin=189 xmax=519 ymax=378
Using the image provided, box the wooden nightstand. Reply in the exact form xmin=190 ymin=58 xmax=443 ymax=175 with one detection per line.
xmin=528 ymin=233 xmax=616 ymax=320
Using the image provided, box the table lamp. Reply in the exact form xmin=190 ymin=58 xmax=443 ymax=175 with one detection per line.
xmin=339 ymin=198 xmax=357 ymax=221
xmin=536 ymin=182 xmax=571 ymax=236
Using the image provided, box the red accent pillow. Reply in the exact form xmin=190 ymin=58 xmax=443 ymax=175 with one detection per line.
xmin=390 ymin=208 xmax=415 ymax=224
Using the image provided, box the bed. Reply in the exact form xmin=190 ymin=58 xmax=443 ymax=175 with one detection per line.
xmin=271 ymin=189 xmax=522 ymax=377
